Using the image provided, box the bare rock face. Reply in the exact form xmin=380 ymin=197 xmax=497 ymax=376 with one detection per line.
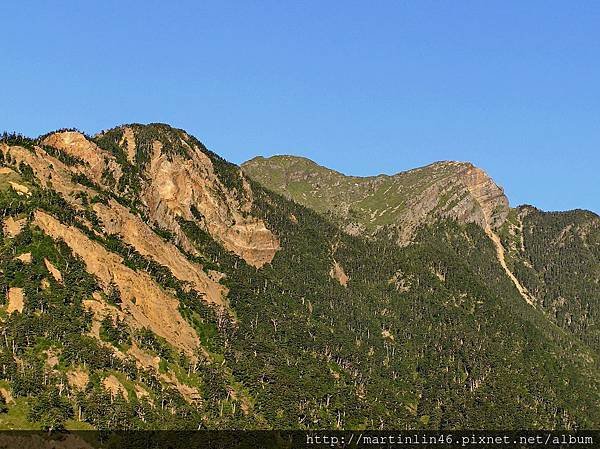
xmin=387 ymin=163 xmax=509 ymax=242
xmin=93 ymin=199 xmax=227 ymax=306
xmin=330 ymin=261 xmax=349 ymax=287
xmin=140 ymin=136 xmax=280 ymax=268
xmin=1 ymin=124 xmax=281 ymax=362
xmin=453 ymin=163 xmax=510 ymax=229
xmin=408 ymin=163 xmax=506 ymax=224
xmin=33 ymin=210 xmax=201 ymax=356
xmin=42 ymin=131 xmax=123 ymax=185
xmin=40 ymin=126 xmax=280 ymax=268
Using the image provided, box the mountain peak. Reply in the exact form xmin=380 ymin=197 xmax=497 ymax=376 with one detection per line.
xmin=243 ymin=155 xmax=508 ymax=241
xmin=8 ymin=124 xmax=281 ymax=269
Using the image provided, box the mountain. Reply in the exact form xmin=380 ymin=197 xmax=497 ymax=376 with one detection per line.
xmin=499 ymin=206 xmax=600 ymax=353
xmin=242 ymin=155 xmax=509 ymax=242
xmin=243 ymin=154 xmax=600 ymax=355
xmin=0 ymin=125 xmax=598 ymax=431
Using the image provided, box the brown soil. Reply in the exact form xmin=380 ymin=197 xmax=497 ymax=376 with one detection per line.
xmin=3 ymin=216 xmax=26 ymax=238
xmin=330 ymin=261 xmax=349 ymax=287
xmin=33 ymin=211 xmax=201 ymax=356
xmin=6 ymin=287 xmax=24 ymax=314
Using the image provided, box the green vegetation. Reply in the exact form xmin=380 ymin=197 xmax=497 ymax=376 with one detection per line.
xmin=242 ymin=156 xmax=482 ymax=232
xmin=1 ymin=124 xmax=598 ymax=431
xmin=500 ymin=207 xmax=600 ymax=354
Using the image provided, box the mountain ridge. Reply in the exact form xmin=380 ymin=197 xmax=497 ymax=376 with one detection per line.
xmin=0 ymin=123 xmax=598 ymax=431
xmin=242 ymin=154 xmax=511 ymax=242
xmin=244 ymin=154 xmax=600 ymax=216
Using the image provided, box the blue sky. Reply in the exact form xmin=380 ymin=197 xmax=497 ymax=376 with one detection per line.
xmin=1 ymin=1 xmax=598 ymax=213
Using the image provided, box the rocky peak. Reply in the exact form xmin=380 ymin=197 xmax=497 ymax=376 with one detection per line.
xmin=96 ymin=124 xmax=281 ymax=267
xmin=42 ymin=130 xmax=122 ymax=184
xmin=243 ymin=156 xmax=510 ymax=243
xmin=439 ymin=161 xmax=509 ymax=230
xmin=9 ymin=124 xmax=281 ymax=269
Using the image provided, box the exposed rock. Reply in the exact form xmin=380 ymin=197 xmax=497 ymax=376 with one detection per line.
xmin=243 ymin=157 xmax=510 ymax=244
xmin=8 ymin=181 xmax=30 ymax=196
xmin=44 ymin=258 xmax=63 ymax=282
xmin=134 ymin=384 xmax=151 ymax=401
xmin=3 ymin=143 xmax=96 ymax=203
xmin=3 ymin=216 xmax=27 ymax=238
xmin=6 ymin=287 xmax=24 ymax=314
xmin=164 ymin=372 xmax=201 ymax=404
xmin=9 ymin=128 xmax=280 ymax=269
xmin=67 ymin=368 xmax=89 ymax=390
xmin=15 ymin=252 xmax=32 ymax=264
xmin=120 ymin=126 xmax=137 ymax=163
xmin=33 ymin=210 xmax=201 ymax=357
xmin=102 ymin=374 xmax=129 ymax=400
xmin=0 ymin=387 xmax=14 ymax=404
xmin=93 ymin=200 xmax=226 ymax=306
xmin=45 ymin=349 xmax=60 ymax=369
xmin=330 ymin=261 xmax=349 ymax=287
xmin=42 ymin=131 xmax=122 ymax=185
xmin=83 ymin=293 xmax=125 ymax=339
xmin=388 ymin=163 xmax=509 ymax=243
xmin=142 ymin=139 xmax=280 ymax=268
xmin=381 ymin=329 xmax=395 ymax=341
xmin=486 ymin=227 xmax=535 ymax=306
xmin=128 ymin=342 xmax=161 ymax=371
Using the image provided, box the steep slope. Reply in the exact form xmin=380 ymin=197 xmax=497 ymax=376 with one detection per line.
xmin=499 ymin=206 xmax=600 ymax=353
xmin=242 ymin=156 xmax=509 ymax=242
xmin=0 ymin=127 xmax=598 ymax=432
xmin=49 ymin=126 xmax=281 ymax=268
xmin=242 ymin=155 xmax=539 ymax=307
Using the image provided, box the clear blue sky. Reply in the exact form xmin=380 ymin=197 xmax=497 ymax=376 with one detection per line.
xmin=1 ymin=1 xmax=598 ymax=213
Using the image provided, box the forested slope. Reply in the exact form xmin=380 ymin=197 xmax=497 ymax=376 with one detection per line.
xmin=0 ymin=125 xmax=598 ymax=431
xmin=500 ymin=206 xmax=600 ymax=354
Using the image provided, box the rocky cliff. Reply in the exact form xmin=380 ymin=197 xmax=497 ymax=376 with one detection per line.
xmin=47 ymin=127 xmax=280 ymax=268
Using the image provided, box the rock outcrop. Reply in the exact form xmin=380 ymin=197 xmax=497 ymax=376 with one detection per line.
xmin=140 ymin=138 xmax=280 ymax=267
xmin=38 ymin=126 xmax=280 ymax=269
xmin=34 ymin=210 xmax=201 ymax=356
